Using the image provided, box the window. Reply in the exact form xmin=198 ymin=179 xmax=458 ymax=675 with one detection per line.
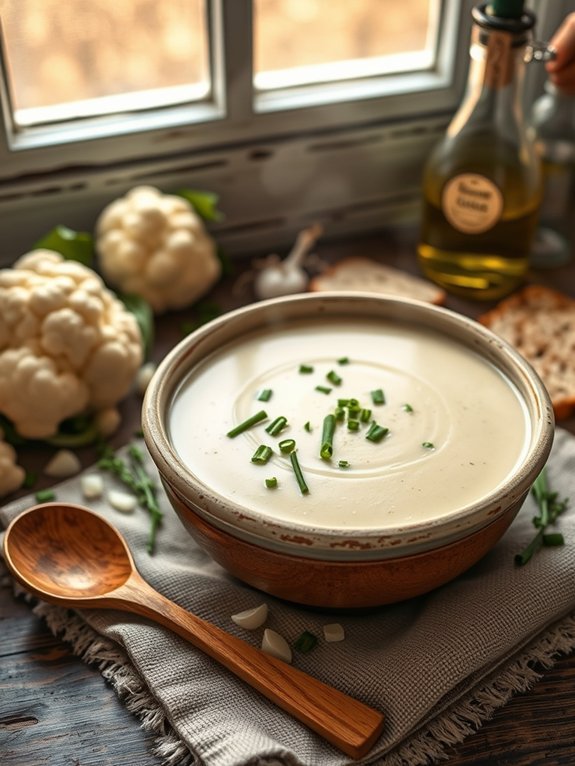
xmin=0 ymin=0 xmax=571 ymax=265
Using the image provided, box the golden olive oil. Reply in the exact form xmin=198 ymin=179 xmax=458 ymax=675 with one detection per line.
xmin=417 ymin=2 xmax=542 ymax=301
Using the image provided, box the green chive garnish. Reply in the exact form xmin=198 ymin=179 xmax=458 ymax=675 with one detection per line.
xmin=403 ymin=403 xmax=414 ymax=413
xmin=265 ymin=477 xmax=278 ymax=489
xmin=257 ymin=389 xmax=272 ymax=402
xmin=334 ymin=407 xmax=345 ymax=421
xmin=315 ymin=386 xmax=332 ymax=395
xmin=422 ymin=441 xmax=435 ymax=449
xmin=23 ymin=471 xmax=38 ymax=489
xmin=251 ymin=445 xmax=273 ymax=464
xmin=326 ymin=370 xmax=342 ymax=386
xmin=227 ymin=410 xmax=267 ymax=438
xmin=347 ymin=419 xmax=360 ymax=431
xmin=360 ymin=408 xmax=372 ymax=423
xmin=337 ymin=357 xmax=350 ymax=365
xmin=338 ymin=460 xmax=350 ymax=469
xmin=337 ymin=398 xmax=350 ymax=407
xmin=366 ymin=423 xmax=389 ymax=443
xmin=543 ymin=532 xmax=565 ymax=546
xmin=265 ymin=416 xmax=288 ymax=436
xmin=279 ymin=438 xmax=296 ymax=454
xmin=304 ymin=421 xmax=312 ymax=432
xmin=320 ymin=414 xmax=336 ymax=460
xmin=299 ymin=364 xmax=314 ymax=374
xmin=293 ymin=630 xmax=318 ymax=653
xmin=371 ymin=389 xmax=385 ymax=405
xmin=35 ymin=489 xmax=56 ymax=503
xmin=290 ymin=450 xmax=309 ymax=495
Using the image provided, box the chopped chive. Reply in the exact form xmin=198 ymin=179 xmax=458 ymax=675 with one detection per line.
xmin=35 ymin=489 xmax=56 ymax=503
xmin=299 ymin=364 xmax=314 ymax=374
xmin=337 ymin=357 xmax=350 ymax=365
xmin=304 ymin=421 xmax=312 ymax=433
xmin=366 ymin=423 xmax=389 ymax=443
xmin=265 ymin=416 xmax=288 ymax=436
xmin=371 ymin=389 xmax=385 ymax=405
xmin=347 ymin=404 xmax=361 ymax=418
xmin=543 ymin=533 xmax=565 ymax=547
xmin=348 ymin=398 xmax=359 ymax=408
xmin=338 ymin=460 xmax=350 ymax=469
xmin=279 ymin=438 xmax=296 ymax=454
xmin=257 ymin=388 xmax=272 ymax=402
xmin=265 ymin=477 xmax=278 ymax=489
xmin=320 ymin=414 xmax=336 ymax=461
xmin=334 ymin=406 xmax=345 ymax=422
xmin=23 ymin=471 xmax=38 ymax=489
xmin=359 ymin=408 xmax=372 ymax=423
xmin=403 ymin=403 xmax=414 ymax=413
xmin=227 ymin=410 xmax=267 ymax=438
xmin=290 ymin=450 xmax=310 ymax=495
xmin=337 ymin=398 xmax=350 ymax=407
xmin=251 ymin=445 xmax=273 ymax=465
xmin=422 ymin=441 xmax=435 ymax=449
xmin=326 ymin=370 xmax=342 ymax=386
xmin=347 ymin=419 xmax=360 ymax=431
xmin=315 ymin=385 xmax=332 ymax=395
xmin=293 ymin=630 xmax=318 ymax=653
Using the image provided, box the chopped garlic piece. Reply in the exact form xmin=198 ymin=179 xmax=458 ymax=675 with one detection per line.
xmin=323 ymin=623 xmax=345 ymax=643
xmin=231 ymin=603 xmax=268 ymax=630
xmin=44 ymin=449 xmax=82 ymax=478
xmin=108 ymin=490 xmax=137 ymax=513
xmin=136 ymin=362 xmax=157 ymax=395
xmin=81 ymin=474 xmax=104 ymax=499
xmin=261 ymin=628 xmax=292 ymax=664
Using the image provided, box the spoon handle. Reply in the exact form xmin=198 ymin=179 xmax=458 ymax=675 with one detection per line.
xmin=113 ymin=574 xmax=383 ymax=759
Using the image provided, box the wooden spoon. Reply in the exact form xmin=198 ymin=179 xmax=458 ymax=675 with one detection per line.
xmin=3 ymin=503 xmax=384 ymax=759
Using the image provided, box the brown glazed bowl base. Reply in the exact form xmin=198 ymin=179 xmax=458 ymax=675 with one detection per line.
xmin=164 ymin=482 xmax=525 ymax=609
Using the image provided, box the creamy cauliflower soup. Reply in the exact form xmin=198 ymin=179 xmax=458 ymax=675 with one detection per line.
xmin=168 ymin=318 xmax=530 ymax=531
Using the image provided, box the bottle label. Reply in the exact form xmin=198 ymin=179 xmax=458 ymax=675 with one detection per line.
xmin=442 ymin=174 xmax=503 ymax=234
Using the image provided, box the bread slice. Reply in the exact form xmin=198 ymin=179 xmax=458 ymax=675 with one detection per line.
xmin=479 ymin=285 xmax=575 ymax=421
xmin=308 ymin=257 xmax=446 ymax=305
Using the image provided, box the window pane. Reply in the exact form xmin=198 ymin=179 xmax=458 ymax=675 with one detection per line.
xmin=254 ymin=0 xmax=439 ymax=90
xmin=0 ymin=0 xmax=210 ymax=126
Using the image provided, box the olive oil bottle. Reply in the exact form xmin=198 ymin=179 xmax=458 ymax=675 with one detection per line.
xmin=418 ymin=1 xmax=542 ymax=300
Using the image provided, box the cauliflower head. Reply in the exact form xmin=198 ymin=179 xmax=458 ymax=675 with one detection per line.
xmin=0 ymin=427 xmax=25 ymax=497
xmin=96 ymin=185 xmax=222 ymax=314
xmin=0 ymin=250 xmax=144 ymax=439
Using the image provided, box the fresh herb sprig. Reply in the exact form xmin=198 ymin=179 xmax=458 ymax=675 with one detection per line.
xmin=514 ymin=468 xmax=569 ymax=566
xmin=98 ymin=443 xmax=163 ymax=555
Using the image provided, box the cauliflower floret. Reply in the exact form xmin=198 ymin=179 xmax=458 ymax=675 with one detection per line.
xmin=0 ymin=250 xmax=144 ymax=439
xmin=0 ymin=428 xmax=25 ymax=497
xmin=95 ymin=185 xmax=221 ymax=314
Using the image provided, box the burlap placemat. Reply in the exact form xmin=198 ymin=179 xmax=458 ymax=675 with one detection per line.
xmin=2 ymin=428 xmax=575 ymax=766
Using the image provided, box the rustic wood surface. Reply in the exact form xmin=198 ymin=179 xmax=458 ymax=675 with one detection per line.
xmin=2 ymin=226 xmax=575 ymax=766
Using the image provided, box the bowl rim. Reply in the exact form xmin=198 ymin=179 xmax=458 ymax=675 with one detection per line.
xmin=142 ymin=291 xmax=555 ymax=559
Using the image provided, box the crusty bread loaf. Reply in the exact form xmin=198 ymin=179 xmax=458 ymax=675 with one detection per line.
xmin=308 ymin=257 xmax=446 ymax=305
xmin=479 ymin=285 xmax=575 ymax=421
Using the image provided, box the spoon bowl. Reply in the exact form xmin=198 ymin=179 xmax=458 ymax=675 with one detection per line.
xmin=5 ymin=502 xmax=133 ymax=599
xmin=3 ymin=503 xmax=384 ymax=759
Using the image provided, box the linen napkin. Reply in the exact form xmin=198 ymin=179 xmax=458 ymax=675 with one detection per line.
xmin=2 ymin=428 xmax=575 ymax=766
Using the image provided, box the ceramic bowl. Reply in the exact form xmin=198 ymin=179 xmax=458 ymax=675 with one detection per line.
xmin=142 ymin=292 xmax=554 ymax=608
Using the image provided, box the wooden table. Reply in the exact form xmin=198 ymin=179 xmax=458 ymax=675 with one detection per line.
xmin=2 ymin=228 xmax=575 ymax=766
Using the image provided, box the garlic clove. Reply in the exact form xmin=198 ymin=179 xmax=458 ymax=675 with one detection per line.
xmin=323 ymin=623 xmax=345 ymax=643
xmin=231 ymin=603 xmax=268 ymax=630
xmin=44 ymin=449 xmax=82 ymax=478
xmin=261 ymin=628 xmax=292 ymax=663
xmin=81 ymin=473 xmax=104 ymax=499
xmin=108 ymin=490 xmax=137 ymax=513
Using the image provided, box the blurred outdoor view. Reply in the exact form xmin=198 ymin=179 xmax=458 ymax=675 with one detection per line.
xmin=0 ymin=0 xmax=433 ymax=116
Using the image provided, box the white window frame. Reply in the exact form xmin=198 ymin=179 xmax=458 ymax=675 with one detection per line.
xmin=0 ymin=0 xmax=571 ymax=264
